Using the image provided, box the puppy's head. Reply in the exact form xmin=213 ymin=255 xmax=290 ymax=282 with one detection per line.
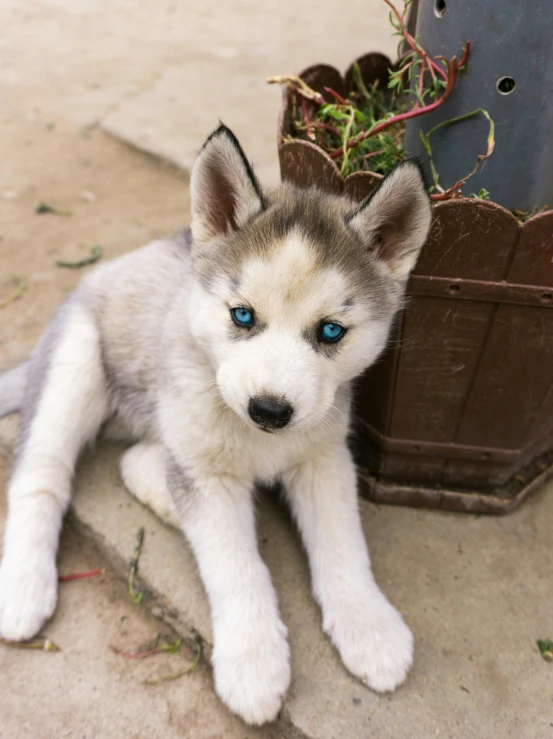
xmin=188 ymin=124 xmax=431 ymax=433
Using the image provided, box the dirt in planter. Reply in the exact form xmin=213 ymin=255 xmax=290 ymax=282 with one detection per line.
xmin=510 ymin=205 xmax=551 ymax=223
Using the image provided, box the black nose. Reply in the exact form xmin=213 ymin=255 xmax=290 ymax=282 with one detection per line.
xmin=248 ymin=396 xmax=294 ymax=430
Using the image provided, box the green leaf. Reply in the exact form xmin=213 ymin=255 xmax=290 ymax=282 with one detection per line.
xmin=538 ymin=639 xmax=553 ymax=662
xmin=470 ymin=188 xmax=490 ymax=200
xmin=166 ymin=638 xmax=183 ymax=654
xmin=56 ymin=245 xmax=103 ymax=269
xmin=35 ymin=202 xmax=73 ymax=217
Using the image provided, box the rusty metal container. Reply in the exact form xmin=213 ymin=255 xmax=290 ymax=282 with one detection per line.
xmin=277 ymin=55 xmax=553 ymax=514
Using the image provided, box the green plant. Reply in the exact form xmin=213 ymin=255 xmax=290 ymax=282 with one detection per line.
xmin=537 ymin=639 xmax=553 ymax=662
xmin=470 ymin=189 xmax=491 ymax=201
xmin=511 ymin=205 xmax=550 ymax=223
xmin=269 ymin=0 xmax=494 ymax=201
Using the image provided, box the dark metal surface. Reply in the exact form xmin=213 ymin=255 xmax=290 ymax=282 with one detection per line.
xmin=403 ymin=0 xmax=553 ymax=210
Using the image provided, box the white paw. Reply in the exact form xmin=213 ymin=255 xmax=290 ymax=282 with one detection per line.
xmin=213 ymin=616 xmax=291 ymax=725
xmin=0 ymin=556 xmax=58 ymax=641
xmin=324 ymin=594 xmax=413 ymax=693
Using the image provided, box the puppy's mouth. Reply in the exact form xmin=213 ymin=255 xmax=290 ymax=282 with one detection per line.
xmin=251 ymin=420 xmax=281 ymax=434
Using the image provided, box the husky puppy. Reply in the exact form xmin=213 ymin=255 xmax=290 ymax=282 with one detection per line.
xmin=0 ymin=125 xmax=431 ymax=725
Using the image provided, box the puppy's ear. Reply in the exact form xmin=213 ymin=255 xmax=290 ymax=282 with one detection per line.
xmin=346 ymin=159 xmax=432 ymax=279
xmin=191 ymin=124 xmax=266 ymax=243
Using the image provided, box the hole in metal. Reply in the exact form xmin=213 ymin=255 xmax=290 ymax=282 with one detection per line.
xmin=412 ymin=445 xmax=421 ymax=452
xmin=541 ymin=293 xmax=553 ymax=304
xmin=434 ymin=0 xmax=447 ymax=17
xmin=480 ymin=452 xmax=490 ymax=460
xmin=448 ymin=284 xmax=461 ymax=293
xmin=497 ymin=76 xmax=516 ymax=95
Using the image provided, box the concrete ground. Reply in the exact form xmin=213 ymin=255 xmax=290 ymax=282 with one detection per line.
xmin=0 ymin=0 xmax=396 ymax=187
xmin=1 ymin=1 xmax=553 ymax=737
xmin=0 ymin=517 xmax=274 ymax=739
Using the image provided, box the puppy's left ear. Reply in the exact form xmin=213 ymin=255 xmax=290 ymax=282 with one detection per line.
xmin=346 ymin=159 xmax=432 ymax=279
xmin=191 ymin=124 xmax=266 ymax=243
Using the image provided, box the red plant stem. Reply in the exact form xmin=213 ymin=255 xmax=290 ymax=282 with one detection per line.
xmin=312 ymin=121 xmax=342 ymax=136
xmin=298 ymin=102 xmax=344 ymax=140
xmin=430 ymin=189 xmax=460 ymax=201
xmin=418 ymin=58 xmax=426 ymax=97
xmin=329 ymin=58 xmax=458 ymax=160
xmin=427 ymin=60 xmax=437 ymax=83
xmin=458 ymin=41 xmax=471 ymax=68
xmin=58 ymin=568 xmax=105 ymax=582
xmin=359 ymin=148 xmax=387 ymax=160
xmin=430 ymin=180 xmax=465 ymax=201
xmin=400 ymin=0 xmax=408 ymax=21
xmin=384 ymin=0 xmax=448 ymax=82
xmin=297 ymin=119 xmax=342 ymax=138
xmin=301 ymin=99 xmax=311 ymax=128
xmin=323 ymin=87 xmax=350 ymax=106
xmin=400 ymin=59 xmax=415 ymax=75
xmin=108 ymin=644 xmax=163 ymax=660
xmin=427 ymin=55 xmax=448 ymax=82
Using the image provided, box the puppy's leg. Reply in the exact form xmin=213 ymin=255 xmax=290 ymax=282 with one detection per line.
xmin=168 ymin=463 xmax=290 ymax=726
xmin=282 ymin=443 xmax=413 ymax=693
xmin=0 ymin=303 xmax=108 ymax=640
xmin=120 ymin=443 xmax=179 ymax=528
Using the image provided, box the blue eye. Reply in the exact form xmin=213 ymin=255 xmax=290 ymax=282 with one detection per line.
xmin=319 ymin=322 xmax=347 ymax=344
xmin=231 ymin=307 xmax=254 ymax=328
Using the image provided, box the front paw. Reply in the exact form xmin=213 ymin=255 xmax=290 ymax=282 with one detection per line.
xmin=324 ymin=594 xmax=413 ymax=693
xmin=213 ymin=615 xmax=291 ymax=725
xmin=0 ymin=557 xmax=58 ymax=641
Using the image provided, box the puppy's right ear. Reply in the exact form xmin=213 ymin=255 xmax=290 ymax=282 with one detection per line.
xmin=190 ymin=124 xmax=266 ymax=244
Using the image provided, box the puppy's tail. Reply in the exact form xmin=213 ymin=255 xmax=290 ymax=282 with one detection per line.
xmin=0 ymin=361 xmax=29 ymax=418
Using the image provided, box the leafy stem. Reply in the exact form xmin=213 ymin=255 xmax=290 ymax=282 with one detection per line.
xmin=420 ymin=109 xmax=495 ymax=200
xmin=269 ymin=0 xmax=488 ymax=200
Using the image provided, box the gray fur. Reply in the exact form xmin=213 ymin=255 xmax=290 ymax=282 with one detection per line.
xmin=0 ymin=361 xmax=29 ymax=418
xmin=194 ymin=183 xmax=394 ymax=319
xmin=80 ymin=236 xmax=192 ymax=440
xmin=165 ymin=453 xmax=198 ymax=517
xmin=227 ymin=316 xmax=267 ymax=342
xmin=1 ymin=301 xmax=78 ymax=457
xmin=17 ymin=300 xmax=75 ymax=451
xmin=301 ymin=325 xmax=344 ymax=358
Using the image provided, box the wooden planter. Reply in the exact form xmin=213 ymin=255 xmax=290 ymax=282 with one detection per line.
xmin=278 ymin=54 xmax=553 ymax=514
